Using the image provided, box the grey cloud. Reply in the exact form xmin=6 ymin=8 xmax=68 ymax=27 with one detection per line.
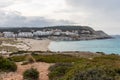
xmin=0 ymin=11 xmax=74 ymax=27
xmin=0 ymin=0 xmax=33 ymax=8
xmin=64 ymin=0 xmax=120 ymax=34
xmin=65 ymin=0 xmax=120 ymax=17
xmin=66 ymin=0 xmax=120 ymax=11
xmin=0 ymin=1 xmax=14 ymax=8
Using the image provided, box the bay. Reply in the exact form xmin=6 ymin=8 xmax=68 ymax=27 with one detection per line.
xmin=49 ymin=36 xmax=120 ymax=54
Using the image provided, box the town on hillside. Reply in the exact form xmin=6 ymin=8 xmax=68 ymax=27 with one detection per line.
xmin=0 ymin=26 xmax=111 ymax=40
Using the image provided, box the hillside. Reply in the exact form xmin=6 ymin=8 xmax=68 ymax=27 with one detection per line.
xmin=0 ymin=26 xmax=111 ymax=40
xmin=0 ymin=26 xmax=104 ymax=33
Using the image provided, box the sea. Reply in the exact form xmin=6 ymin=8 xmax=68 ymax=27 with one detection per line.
xmin=49 ymin=36 xmax=120 ymax=54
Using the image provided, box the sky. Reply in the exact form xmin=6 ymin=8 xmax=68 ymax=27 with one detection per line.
xmin=0 ymin=0 xmax=120 ymax=34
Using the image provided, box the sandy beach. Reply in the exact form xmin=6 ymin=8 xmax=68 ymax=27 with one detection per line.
xmin=17 ymin=38 xmax=51 ymax=51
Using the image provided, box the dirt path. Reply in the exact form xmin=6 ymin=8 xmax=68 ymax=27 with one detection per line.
xmin=0 ymin=62 xmax=53 ymax=80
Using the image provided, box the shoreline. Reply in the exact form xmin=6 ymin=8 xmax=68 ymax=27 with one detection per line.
xmin=0 ymin=38 xmax=118 ymax=54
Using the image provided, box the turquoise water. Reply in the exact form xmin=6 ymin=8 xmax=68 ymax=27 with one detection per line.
xmin=49 ymin=36 xmax=120 ymax=54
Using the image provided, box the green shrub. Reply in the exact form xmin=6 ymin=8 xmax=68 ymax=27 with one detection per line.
xmin=49 ymin=63 xmax=73 ymax=80
xmin=0 ymin=56 xmax=17 ymax=72
xmin=8 ymin=55 xmax=26 ymax=62
xmin=32 ymin=54 xmax=80 ymax=63
xmin=23 ymin=68 xmax=39 ymax=80
xmin=71 ymin=68 xmax=116 ymax=80
xmin=62 ymin=55 xmax=120 ymax=80
xmin=9 ymin=54 xmax=80 ymax=63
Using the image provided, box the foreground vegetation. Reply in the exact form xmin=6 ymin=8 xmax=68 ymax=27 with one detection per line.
xmin=1 ymin=51 xmax=120 ymax=80
xmin=9 ymin=53 xmax=81 ymax=63
xmin=64 ymin=55 xmax=120 ymax=80
xmin=23 ymin=68 xmax=39 ymax=80
xmin=0 ymin=56 xmax=17 ymax=72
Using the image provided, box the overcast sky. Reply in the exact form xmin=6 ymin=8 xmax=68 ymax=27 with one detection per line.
xmin=0 ymin=0 xmax=120 ymax=34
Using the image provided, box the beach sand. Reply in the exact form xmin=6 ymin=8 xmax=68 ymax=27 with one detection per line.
xmin=17 ymin=38 xmax=51 ymax=51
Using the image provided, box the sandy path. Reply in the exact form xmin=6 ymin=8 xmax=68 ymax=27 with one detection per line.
xmin=0 ymin=62 xmax=53 ymax=80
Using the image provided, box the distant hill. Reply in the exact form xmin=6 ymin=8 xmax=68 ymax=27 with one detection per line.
xmin=0 ymin=26 xmax=96 ymax=33
xmin=0 ymin=25 xmax=111 ymax=40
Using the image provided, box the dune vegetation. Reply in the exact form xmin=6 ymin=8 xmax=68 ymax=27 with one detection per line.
xmin=1 ymin=51 xmax=120 ymax=80
xmin=0 ymin=56 xmax=17 ymax=72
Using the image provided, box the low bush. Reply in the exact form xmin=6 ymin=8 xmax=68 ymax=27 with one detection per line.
xmin=70 ymin=68 xmax=118 ymax=80
xmin=9 ymin=54 xmax=80 ymax=63
xmin=8 ymin=55 xmax=26 ymax=62
xmin=0 ymin=56 xmax=17 ymax=72
xmin=23 ymin=68 xmax=39 ymax=80
xmin=62 ymin=55 xmax=120 ymax=80
xmin=49 ymin=63 xmax=73 ymax=80
xmin=32 ymin=54 xmax=80 ymax=63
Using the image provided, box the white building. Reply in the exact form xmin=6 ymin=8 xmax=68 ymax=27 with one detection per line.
xmin=3 ymin=32 xmax=16 ymax=38
xmin=33 ymin=31 xmax=53 ymax=37
xmin=81 ymin=30 xmax=91 ymax=34
xmin=52 ymin=29 xmax=62 ymax=36
xmin=53 ymin=32 xmax=61 ymax=36
xmin=62 ymin=31 xmax=79 ymax=36
xmin=18 ymin=32 xmax=33 ymax=38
